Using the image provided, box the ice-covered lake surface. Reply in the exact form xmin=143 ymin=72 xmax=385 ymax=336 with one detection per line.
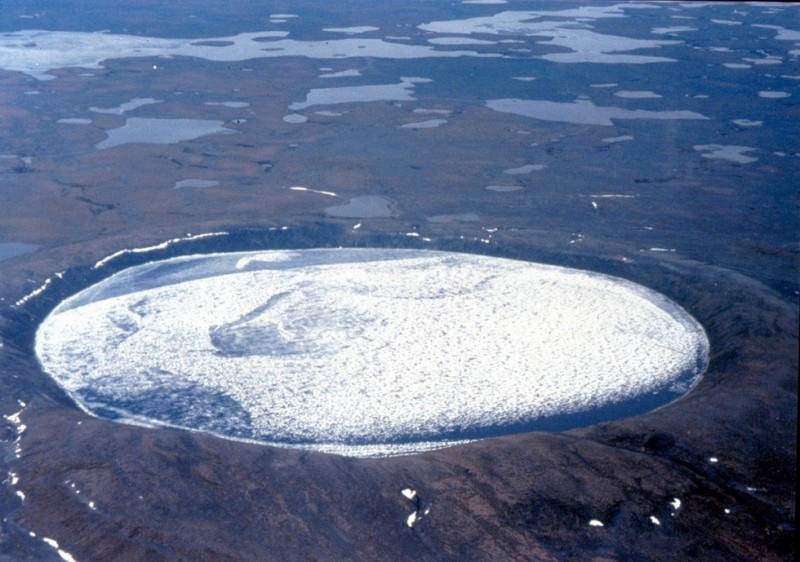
xmin=1 ymin=0 xmax=797 ymax=457
xmin=35 ymin=248 xmax=708 ymax=457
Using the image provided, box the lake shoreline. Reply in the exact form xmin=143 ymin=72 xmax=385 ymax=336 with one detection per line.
xmin=2 ymin=222 xmax=795 ymax=560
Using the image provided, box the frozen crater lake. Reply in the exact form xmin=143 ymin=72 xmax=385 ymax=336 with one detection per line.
xmin=35 ymin=249 xmax=708 ymax=457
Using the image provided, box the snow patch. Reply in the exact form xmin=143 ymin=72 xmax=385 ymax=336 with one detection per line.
xmin=15 ymin=277 xmax=53 ymax=306
xmin=503 ymin=164 xmax=546 ymax=174
xmin=758 ymin=91 xmax=790 ymax=99
xmin=602 ymin=135 xmax=634 ymax=143
xmin=319 ymin=69 xmax=361 ymax=78
xmin=288 ymin=186 xmax=337 ymax=197
xmin=92 ymin=232 xmax=228 ymax=270
xmin=732 ymin=119 xmax=762 ymax=127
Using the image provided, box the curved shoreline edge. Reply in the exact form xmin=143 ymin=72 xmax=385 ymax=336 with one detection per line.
xmin=34 ymin=239 xmax=709 ymax=456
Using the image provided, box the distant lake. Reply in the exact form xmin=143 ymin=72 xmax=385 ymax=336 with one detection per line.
xmin=3 ymin=0 xmax=797 ymax=449
xmin=1 ymin=1 xmax=797 ymax=559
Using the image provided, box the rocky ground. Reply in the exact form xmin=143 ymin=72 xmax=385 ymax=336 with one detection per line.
xmin=0 ymin=4 xmax=796 ymax=555
xmin=0 ymin=223 xmax=795 ymax=561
